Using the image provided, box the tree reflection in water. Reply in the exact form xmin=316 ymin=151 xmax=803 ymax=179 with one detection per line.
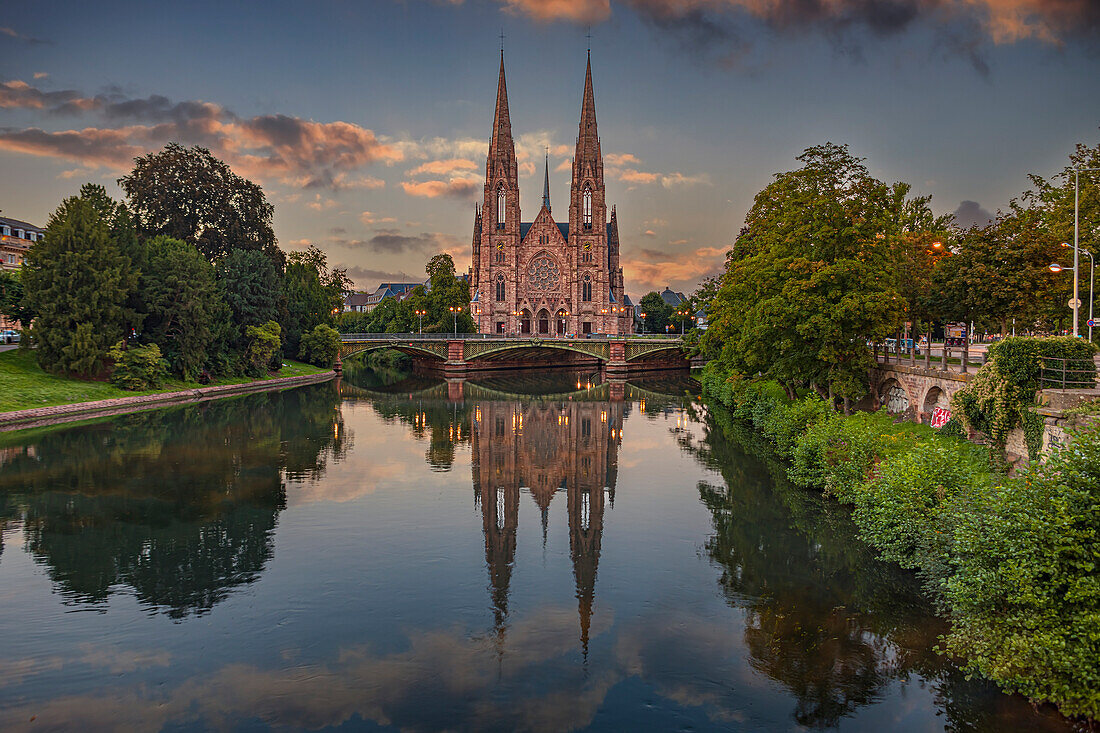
xmin=0 ymin=384 xmax=348 ymax=618
xmin=686 ymin=405 xmax=1069 ymax=731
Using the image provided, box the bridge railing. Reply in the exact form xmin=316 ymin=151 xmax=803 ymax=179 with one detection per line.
xmin=339 ymin=332 xmax=683 ymax=342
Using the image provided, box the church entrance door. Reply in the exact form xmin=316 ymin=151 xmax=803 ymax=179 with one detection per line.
xmin=520 ymin=309 xmax=532 ymax=335
xmin=537 ymin=309 xmax=550 ymax=335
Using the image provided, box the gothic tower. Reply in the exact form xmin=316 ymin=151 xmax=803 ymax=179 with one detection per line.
xmin=469 ymin=52 xmax=632 ymax=335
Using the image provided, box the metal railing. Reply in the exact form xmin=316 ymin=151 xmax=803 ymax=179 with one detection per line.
xmin=1039 ymin=356 xmax=1098 ymax=391
xmin=339 ymin=332 xmax=682 ymax=342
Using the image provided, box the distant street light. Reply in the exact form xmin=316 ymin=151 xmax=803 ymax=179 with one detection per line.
xmin=449 ymin=305 xmax=462 ymax=335
xmin=640 ymin=311 xmax=646 ymax=334
xmin=414 ymin=308 xmax=426 ymax=334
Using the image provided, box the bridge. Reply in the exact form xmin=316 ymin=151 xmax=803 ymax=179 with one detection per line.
xmin=337 ymin=333 xmax=694 ymax=376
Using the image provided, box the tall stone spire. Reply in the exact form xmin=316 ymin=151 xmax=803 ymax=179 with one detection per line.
xmin=487 ymin=50 xmax=517 ymax=181
xmin=542 ymin=151 xmax=551 ymax=213
xmin=573 ymin=51 xmax=602 ymax=180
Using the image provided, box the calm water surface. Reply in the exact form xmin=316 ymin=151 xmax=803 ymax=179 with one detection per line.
xmin=0 ymin=370 xmax=1073 ymax=731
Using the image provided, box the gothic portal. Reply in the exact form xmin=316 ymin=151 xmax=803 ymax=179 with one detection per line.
xmin=469 ymin=52 xmax=632 ymax=336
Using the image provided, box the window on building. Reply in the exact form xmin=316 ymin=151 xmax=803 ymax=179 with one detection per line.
xmin=583 ymin=185 xmax=592 ymax=230
xmin=1 ymin=226 xmax=10 ymax=236
xmin=496 ymin=186 xmax=506 ymax=230
xmin=582 ymin=275 xmax=592 ymax=302
xmin=495 ymin=250 xmax=505 ymax=264
xmin=14 ymin=229 xmax=23 ymax=239
xmin=582 ymin=251 xmax=592 ymax=264
xmin=495 ymin=275 xmax=506 ymax=302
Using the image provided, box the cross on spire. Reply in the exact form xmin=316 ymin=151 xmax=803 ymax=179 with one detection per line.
xmin=500 ymin=28 xmax=505 ymax=51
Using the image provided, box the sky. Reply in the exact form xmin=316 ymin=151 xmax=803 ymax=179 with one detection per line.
xmin=2 ymin=0 xmax=1099 ymax=299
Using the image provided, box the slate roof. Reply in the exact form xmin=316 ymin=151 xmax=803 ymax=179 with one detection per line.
xmin=0 ymin=215 xmax=44 ymax=235
xmin=518 ymin=222 xmax=611 ymax=244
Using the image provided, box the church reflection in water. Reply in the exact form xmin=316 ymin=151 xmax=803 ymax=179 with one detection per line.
xmin=472 ymin=396 xmax=625 ymax=657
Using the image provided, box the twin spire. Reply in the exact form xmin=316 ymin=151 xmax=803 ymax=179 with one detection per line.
xmin=487 ymin=49 xmax=600 ymax=213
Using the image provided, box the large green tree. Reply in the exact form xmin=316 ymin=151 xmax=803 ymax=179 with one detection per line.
xmin=638 ymin=292 xmax=672 ymax=333
xmin=139 ymin=236 xmax=224 ymax=379
xmin=119 ymin=143 xmax=282 ymax=266
xmin=282 ymin=246 xmax=350 ymax=357
xmin=217 ymin=249 xmax=282 ymax=343
xmin=24 ymin=195 xmax=138 ymax=376
xmin=0 ymin=268 xmax=31 ymax=329
xmin=700 ymin=143 xmax=937 ymax=408
xmin=927 ymin=207 xmax=1064 ymax=335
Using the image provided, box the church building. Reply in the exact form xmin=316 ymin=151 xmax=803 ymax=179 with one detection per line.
xmin=469 ymin=52 xmax=632 ymax=336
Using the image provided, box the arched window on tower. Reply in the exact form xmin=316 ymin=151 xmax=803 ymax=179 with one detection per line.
xmin=497 ymin=186 xmax=506 ymax=230
xmin=496 ymin=274 xmax=506 ymax=302
xmin=582 ymin=275 xmax=592 ymax=302
xmin=583 ymin=185 xmax=592 ymax=230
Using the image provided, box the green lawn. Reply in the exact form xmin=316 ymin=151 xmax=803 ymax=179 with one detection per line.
xmin=0 ymin=348 xmax=328 ymax=413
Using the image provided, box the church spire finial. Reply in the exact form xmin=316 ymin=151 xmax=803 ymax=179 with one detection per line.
xmin=543 ymin=149 xmax=551 ymax=212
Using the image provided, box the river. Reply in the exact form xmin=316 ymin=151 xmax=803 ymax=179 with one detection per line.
xmin=0 ymin=369 xmax=1073 ymax=731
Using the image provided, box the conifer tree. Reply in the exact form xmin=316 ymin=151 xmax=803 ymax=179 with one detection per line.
xmin=24 ymin=196 xmax=136 ymax=376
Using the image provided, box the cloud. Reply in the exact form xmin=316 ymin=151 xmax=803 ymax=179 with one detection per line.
xmin=408 ymin=158 xmax=477 ymax=176
xmin=500 ymin=0 xmax=611 ymax=24
xmin=0 ymin=26 xmax=50 ymax=45
xmin=334 ymin=230 xmax=462 ymax=256
xmin=0 ymin=80 xmax=402 ymax=189
xmin=306 ymin=194 xmax=338 ymax=211
xmin=952 ymin=199 xmax=994 ymax=229
xmin=359 ymin=211 xmax=397 ymax=226
xmin=401 ymin=177 xmax=480 ymax=199
xmin=643 ymin=229 xmax=656 ymax=237
xmin=494 ymin=1 xmax=1100 ymax=70
xmin=33 ymin=71 xmax=48 ymax=79
xmin=343 ymin=265 xmax=420 ymax=287
xmin=623 ymin=244 xmax=727 ymax=292
xmin=603 ymin=151 xmax=709 ymax=188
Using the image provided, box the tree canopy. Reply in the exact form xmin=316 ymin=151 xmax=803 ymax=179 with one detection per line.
xmin=119 ymin=143 xmax=281 ymax=266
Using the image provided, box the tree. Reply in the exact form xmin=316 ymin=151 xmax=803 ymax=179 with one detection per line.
xmin=217 ymin=249 xmax=282 ymax=341
xmin=244 ymin=321 xmax=281 ymax=376
xmin=700 ymin=143 xmax=930 ymax=408
xmin=0 ymin=268 xmax=31 ymax=329
xmin=119 ymin=143 xmax=282 ymax=266
xmin=638 ymin=292 xmax=672 ymax=333
xmin=927 ymin=208 xmax=1063 ymax=335
xmin=139 ymin=236 xmax=223 ymax=379
xmin=24 ymin=195 xmax=138 ymax=376
xmin=298 ymin=324 xmax=341 ymax=367
xmin=282 ymin=246 xmax=350 ymax=357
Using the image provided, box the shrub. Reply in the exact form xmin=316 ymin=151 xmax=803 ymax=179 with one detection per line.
xmin=108 ymin=341 xmax=168 ymax=390
xmin=760 ymin=395 xmax=831 ymax=458
xmin=298 ymin=324 xmax=341 ymax=368
xmin=788 ymin=412 xmax=882 ymax=500
xmin=988 ymin=335 xmax=1097 ymax=394
xmin=852 ymin=439 xmax=992 ymax=592
xmin=244 ymin=320 xmax=281 ymax=376
xmin=942 ymin=422 xmax=1100 ymax=720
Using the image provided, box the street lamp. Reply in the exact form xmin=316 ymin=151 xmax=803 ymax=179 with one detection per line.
xmin=1069 ymin=167 xmax=1100 ymax=337
xmin=449 ymin=305 xmax=462 ymax=335
xmin=640 ymin=311 xmax=646 ymax=334
xmin=1055 ymin=242 xmax=1095 ymax=341
xmin=414 ymin=309 xmax=426 ymax=334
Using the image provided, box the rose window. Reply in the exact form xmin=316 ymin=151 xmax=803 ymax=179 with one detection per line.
xmin=527 ymin=256 xmax=560 ymax=290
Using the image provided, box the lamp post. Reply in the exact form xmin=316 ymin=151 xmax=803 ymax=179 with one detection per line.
xmin=414 ymin=309 xmax=426 ymax=334
xmin=1053 ymin=247 xmax=1095 ymax=341
xmin=1070 ymin=168 xmax=1100 ymax=337
xmin=640 ymin=311 xmax=646 ymax=334
xmin=449 ymin=305 xmax=462 ymax=335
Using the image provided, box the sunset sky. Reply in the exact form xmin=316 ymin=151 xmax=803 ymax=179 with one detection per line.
xmin=2 ymin=0 xmax=1099 ymax=298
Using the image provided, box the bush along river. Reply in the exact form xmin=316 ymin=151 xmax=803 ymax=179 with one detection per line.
xmin=0 ymin=365 xmax=1075 ymax=731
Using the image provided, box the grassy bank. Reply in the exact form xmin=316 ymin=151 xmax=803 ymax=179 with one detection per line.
xmin=700 ymin=363 xmax=1100 ymax=723
xmin=0 ymin=347 xmax=327 ymax=413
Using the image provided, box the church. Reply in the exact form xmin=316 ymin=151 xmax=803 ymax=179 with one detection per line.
xmin=469 ymin=52 xmax=632 ymax=336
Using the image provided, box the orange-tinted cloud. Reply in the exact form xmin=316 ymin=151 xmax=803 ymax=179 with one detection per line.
xmin=407 ymin=158 xmax=478 ymax=176
xmin=497 ymin=0 xmax=1098 ymax=47
xmin=0 ymin=80 xmax=402 ymax=189
xmin=622 ymin=244 xmax=727 ymax=293
xmin=400 ymin=177 xmax=480 ymax=199
xmin=501 ymin=0 xmax=611 ymax=24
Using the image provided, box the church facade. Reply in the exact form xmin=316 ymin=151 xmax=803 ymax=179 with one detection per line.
xmin=469 ymin=53 xmax=632 ymax=336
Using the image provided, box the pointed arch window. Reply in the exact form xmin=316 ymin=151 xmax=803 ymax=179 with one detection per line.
xmin=582 ymin=185 xmax=592 ymax=230
xmin=496 ymin=186 xmax=506 ymax=230
xmin=582 ymin=274 xmax=592 ymax=302
xmin=495 ymin=274 xmax=506 ymax=302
